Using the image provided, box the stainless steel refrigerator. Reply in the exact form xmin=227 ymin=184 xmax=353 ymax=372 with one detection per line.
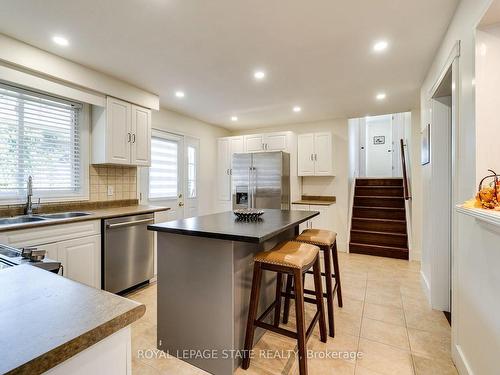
xmin=232 ymin=151 xmax=290 ymax=210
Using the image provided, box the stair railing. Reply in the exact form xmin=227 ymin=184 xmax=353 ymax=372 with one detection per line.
xmin=400 ymin=139 xmax=411 ymax=200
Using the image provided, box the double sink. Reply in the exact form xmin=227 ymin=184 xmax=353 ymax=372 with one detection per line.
xmin=0 ymin=212 xmax=92 ymax=226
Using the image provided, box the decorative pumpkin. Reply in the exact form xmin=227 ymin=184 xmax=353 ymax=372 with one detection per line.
xmin=476 ymin=170 xmax=500 ymax=209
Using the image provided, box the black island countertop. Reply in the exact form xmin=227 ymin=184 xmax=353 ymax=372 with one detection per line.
xmin=148 ymin=209 xmax=319 ymax=243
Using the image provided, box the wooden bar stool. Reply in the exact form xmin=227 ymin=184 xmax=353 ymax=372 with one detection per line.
xmin=283 ymin=229 xmax=342 ymax=338
xmin=242 ymin=241 xmax=327 ymax=375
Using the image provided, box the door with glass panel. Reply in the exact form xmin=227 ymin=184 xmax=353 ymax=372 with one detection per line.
xmin=183 ymin=136 xmax=199 ymax=218
xmin=140 ymin=131 xmax=199 ymax=220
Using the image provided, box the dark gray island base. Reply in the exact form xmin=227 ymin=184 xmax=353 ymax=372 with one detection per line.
xmin=148 ymin=209 xmax=318 ymax=375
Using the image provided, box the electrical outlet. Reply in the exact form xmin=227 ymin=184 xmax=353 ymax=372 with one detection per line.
xmin=107 ymin=186 xmax=114 ymax=196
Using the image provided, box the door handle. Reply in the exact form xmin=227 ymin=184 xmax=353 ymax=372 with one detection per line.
xmin=179 ymin=202 xmax=184 ymax=207
xmin=127 ymin=133 xmax=131 ymax=143
xmin=132 ymin=134 xmax=136 ymax=143
xmin=106 ymin=218 xmax=154 ymax=229
xmin=311 ymin=154 xmax=314 ymax=161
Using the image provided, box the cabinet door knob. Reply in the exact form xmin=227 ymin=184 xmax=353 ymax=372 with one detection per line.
xmin=311 ymin=154 xmax=314 ymax=161
xmin=132 ymin=134 xmax=136 ymax=143
xmin=127 ymin=133 xmax=131 ymax=142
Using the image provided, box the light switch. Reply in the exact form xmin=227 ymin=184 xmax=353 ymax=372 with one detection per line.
xmin=107 ymin=186 xmax=114 ymax=196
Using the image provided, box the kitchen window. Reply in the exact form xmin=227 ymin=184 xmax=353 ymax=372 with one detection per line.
xmin=149 ymin=135 xmax=179 ymax=199
xmin=0 ymin=83 xmax=88 ymax=202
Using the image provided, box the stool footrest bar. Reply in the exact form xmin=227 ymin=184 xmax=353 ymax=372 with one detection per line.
xmin=253 ymin=320 xmax=298 ymax=340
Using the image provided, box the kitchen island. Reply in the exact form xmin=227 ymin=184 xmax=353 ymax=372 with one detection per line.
xmin=148 ymin=209 xmax=318 ymax=375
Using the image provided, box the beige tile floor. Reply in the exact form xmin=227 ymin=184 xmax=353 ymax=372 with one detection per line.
xmin=127 ymin=253 xmax=457 ymax=375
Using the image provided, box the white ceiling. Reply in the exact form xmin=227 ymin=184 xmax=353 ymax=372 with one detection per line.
xmin=0 ymin=0 xmax=459 ymax=130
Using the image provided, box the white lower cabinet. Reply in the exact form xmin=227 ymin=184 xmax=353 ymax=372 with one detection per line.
xmin=292 ymin=203 xmax=334 ymax=232
xmin=2 ymin=220 xmax=101 ymax=289
xmin=58 ymin=235 xmax=101 ymax=289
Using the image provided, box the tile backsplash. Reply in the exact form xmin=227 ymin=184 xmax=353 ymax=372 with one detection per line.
xmin=90 ymin=165 xmax=137 ymax=202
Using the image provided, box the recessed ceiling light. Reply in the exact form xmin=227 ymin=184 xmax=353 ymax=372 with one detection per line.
xmin=254 ymin=71 xmax=266 ymax=80
xmin=175 ymin=91 xmax=185 ymax=98
xmin=52 ymin=35 xmax=69 ymax=47
xmin=376 ymin=93 xmax=386 ymax=101
xmin=231 ymin=116 xmax=238 ymax=121
xmin=373 ymin=40 xmax=388 ymax=52
xmin=293 ymin=106 xmax=302 ymax=113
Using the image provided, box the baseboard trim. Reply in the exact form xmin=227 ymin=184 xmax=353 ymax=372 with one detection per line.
xmin=453 ymin=344 xmax=474 ymax=375
xmin=420 ymin=270 xmax=430 ymax=303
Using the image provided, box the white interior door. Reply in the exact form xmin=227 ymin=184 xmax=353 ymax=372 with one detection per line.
xmin=358 ymin=117 xmax=367 ymax=177
xmin=365 ymin=115 xmax=393 ymax=177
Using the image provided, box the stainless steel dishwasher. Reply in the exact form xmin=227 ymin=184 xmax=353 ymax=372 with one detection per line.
xmin=103 ymin=213 xmax=154 ymax=293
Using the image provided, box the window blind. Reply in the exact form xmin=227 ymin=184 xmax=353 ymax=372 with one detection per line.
xmin=0 ymin=83 xmax=82 ymax=199
xmin=149 ymin=136 xmax=178 ymax=199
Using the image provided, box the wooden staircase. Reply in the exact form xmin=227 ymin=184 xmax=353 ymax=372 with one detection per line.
xmin=349 ymin=178 xmax=409 ymax=260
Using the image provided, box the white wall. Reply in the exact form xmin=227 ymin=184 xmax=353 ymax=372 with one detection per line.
xmin=151 ymin=108 xmax=230 ymax=216
xmin=418 ymin=0 xmax=499 ymax=373
xmin=476 ymin=24 xmax=500 ymax=182
xmin=0 ymin=34 xmax=159 ymax=109
xmin=232 ymin=118 xmax=349 ymax=252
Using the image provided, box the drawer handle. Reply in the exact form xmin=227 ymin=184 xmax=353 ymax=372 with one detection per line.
xmin=106 ymin=218 xmax=154 ymax=229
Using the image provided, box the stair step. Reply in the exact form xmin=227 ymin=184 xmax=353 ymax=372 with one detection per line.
xmin=355 ymin=186 xmax=404 ymax=197
xmin=350 ymin=229 xmax=408 ymax=248
xmin=354 ymin=196 xmax=405 ymax=208
xmin=356 ymin=178 xmax=403 ymax=187
xmin=351 ymin=218 xmax=407 ymax=233
xmin=353 ymin=206 xmax=406 ymax=220
xmin=349 ymin=242 xmax=409 ymax=260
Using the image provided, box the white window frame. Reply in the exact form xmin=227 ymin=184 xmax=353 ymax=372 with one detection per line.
xmin=0 ymin=84 xmax=89 ymax=204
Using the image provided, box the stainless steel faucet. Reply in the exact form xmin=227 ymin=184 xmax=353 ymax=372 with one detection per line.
xmin=24 ymin=176 xmax=34 ymax=215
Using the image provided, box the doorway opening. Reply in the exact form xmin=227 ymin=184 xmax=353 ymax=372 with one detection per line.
xmin=428 ymin=66 xmax=453 ymax=321
xmin=353 ymin=112 xmax=411 ymax=178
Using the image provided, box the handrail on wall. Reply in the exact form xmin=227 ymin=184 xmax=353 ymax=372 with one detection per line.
xmin=400 ymin=139 xmax=411 ymax=200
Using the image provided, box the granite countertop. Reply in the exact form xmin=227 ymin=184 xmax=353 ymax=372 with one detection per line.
xmin=148 ymin=209 xmax=319 ymax=243
xmin=0 ymin=265 xmax=145 ymax=374
xmin=0 ymin=205 xmax=169 ymax=232
xmin=292 ymin=195 xmax=336 ymax=206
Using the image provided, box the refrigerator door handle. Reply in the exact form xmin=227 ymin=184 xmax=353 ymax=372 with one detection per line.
xmin=253 ymin=167 xmax=257 ymax=208
xmin=248 ymin=166 xmax=252 ymax=209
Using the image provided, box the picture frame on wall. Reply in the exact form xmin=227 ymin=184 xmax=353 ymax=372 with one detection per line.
xmin=421 ymin=124 xmax=430 ymax=165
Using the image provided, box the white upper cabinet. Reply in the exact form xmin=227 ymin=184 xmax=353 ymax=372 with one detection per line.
xmin=217 ymin=136 xmax=244 ymax=202
xmin=297 ymin=132 xmax=333 ymax=176
xmin=131 ymin=104 xmax=152 ymax=166
xmin=107 ymin=97 xmax=131 ymax=164
xmin=313 ymin=132 xmax=333 ymax=175
xmin=244 ymin=134 xmax=265 ymax=152
xmin=297 ymin=133 xmax=315 ymax=176
xmin=244 ymin=132 xmax=288 ymax=152
xmin=92 ymin=96 xmax=151 ymax=166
